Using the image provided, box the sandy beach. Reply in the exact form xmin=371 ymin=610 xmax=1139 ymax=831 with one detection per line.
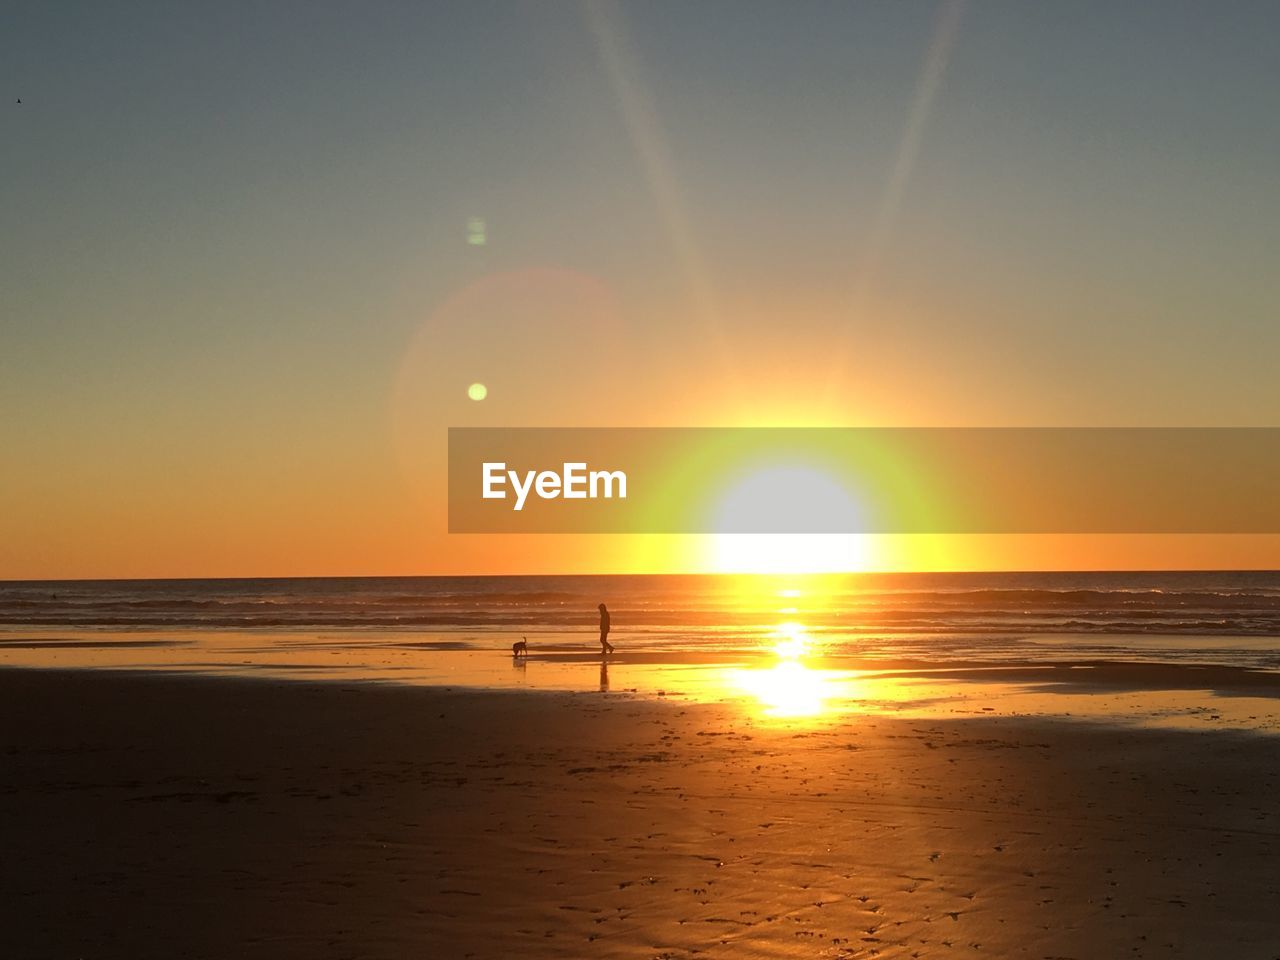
xmin=2 ymin=666 xmax=1277 ymax=959
xmin=8 ymin=0 xmax=1280 ymax=955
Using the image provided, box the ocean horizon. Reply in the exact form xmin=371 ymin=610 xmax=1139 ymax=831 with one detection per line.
xmin=3 ymin=571 xmax=1279 ymax=674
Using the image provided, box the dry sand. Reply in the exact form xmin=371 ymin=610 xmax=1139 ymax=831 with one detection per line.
xmin=1 ymin=668 xmax=1278 ymax=959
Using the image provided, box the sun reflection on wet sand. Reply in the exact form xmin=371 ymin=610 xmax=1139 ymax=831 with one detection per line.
xmin=725 ymin=619 xmax=845 ymax=718
xmin=728 ymin=659 xmax=830 ymax=717
xmin=2 ymin=626 xmax=1278 ymax=733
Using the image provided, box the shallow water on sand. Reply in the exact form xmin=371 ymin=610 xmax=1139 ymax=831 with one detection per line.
xmin=2 ymin=626 xmax=1277 ymax=735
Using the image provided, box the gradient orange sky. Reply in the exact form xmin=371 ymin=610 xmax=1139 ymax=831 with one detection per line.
xmin=3 ymin=2 xmax=1279 ymax=579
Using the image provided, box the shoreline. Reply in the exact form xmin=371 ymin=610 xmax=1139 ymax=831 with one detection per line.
xmin=3 ymin=630 xmax=1279 ymax=735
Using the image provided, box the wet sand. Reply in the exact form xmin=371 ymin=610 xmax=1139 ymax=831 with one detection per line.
xmin=2 ymin=668 xmax=1278 ymax=958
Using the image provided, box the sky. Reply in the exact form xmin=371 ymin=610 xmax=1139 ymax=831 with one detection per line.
xmin=2 ymin=1 xmax=1279 ymax=579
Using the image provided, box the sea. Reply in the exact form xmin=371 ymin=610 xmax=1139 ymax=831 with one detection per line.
xmin=2 ymin=571 xmax=1279 ymax=670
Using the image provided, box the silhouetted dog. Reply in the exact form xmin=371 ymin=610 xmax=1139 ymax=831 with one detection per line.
xmin=512 ymin=637 xmax=529 ymax=658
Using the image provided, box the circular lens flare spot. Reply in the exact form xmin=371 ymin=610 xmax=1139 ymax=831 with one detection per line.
xmin=467 ymin=382 xmax=488 ymax=401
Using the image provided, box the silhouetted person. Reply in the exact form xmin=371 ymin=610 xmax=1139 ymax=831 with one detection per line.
xmin=598 ymin=602 xmax=614 ymax=656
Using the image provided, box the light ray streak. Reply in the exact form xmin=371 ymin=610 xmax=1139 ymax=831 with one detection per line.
xmin=825 ymin=1 xmax=965 ymax=403
xmin=581 ymin=1 xmax=742 ymax=398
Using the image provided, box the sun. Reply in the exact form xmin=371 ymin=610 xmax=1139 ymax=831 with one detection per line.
xmin=705 ymin=464 xmax=874 ymax=574
xmin=711 ymin=533 xmax=874 ymax=574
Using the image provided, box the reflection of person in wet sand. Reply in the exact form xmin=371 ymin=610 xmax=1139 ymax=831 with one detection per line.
xmin=598 ymin=603 xmax=614 ymax=656
xmin=599 ymin=659 xmax=609 ymax=692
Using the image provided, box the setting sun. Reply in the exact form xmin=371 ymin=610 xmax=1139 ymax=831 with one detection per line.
xmin=711 ymin=534 xmax=876 ymax=574
xmin=705 ymin=462 xmax=879 ymax=573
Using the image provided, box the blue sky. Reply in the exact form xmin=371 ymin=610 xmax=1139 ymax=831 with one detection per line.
xmin=3 ymin=1 xmax=1278 ymax=575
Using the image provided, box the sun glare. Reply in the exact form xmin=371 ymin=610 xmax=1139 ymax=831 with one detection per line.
xmin=734 ymin=660 xmax=828 ymax=717
xmin=713 ymin=465 xmax=861 ymax=531
xmin=773 ymin=621 xmax=811 ymax=659
xmin=727 ymin=620 xmax=831 ymax=718
xmin=708 ymin=464 xmax=875 ymax=574
xmin=712 ymin=533 xmax=874 ymax=574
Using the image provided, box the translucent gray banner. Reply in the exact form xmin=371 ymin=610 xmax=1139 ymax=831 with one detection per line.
xmin=448 ymin=428 xmax=1280 ymax=533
